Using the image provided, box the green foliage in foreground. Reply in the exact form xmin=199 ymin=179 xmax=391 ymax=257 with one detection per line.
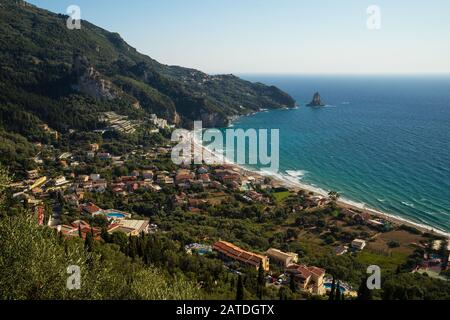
xmin=0 ymin=214 xmax=199 ymax=300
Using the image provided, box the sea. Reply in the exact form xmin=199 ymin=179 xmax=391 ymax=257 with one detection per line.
xmin=218 ymin=75 xmax=450 ymax=233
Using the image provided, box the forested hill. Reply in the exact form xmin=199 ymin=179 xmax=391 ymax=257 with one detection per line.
xmin=0 ymin=0 xmax=295 ymax=139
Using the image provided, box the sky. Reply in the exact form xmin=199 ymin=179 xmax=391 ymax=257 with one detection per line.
xmin=27 ymin=0 xmax=450 ymax=75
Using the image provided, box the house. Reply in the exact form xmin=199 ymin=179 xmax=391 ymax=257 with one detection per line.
xmin=286 ymin=264 xmax=326 ymax=295
xmin=77 ymin=175 xmax=90 ymax=183
xmin=310 ymin=196 xmax=329 ymax=208
xmin=197 ymin=173 xmax=211 ymax=183
xmin=108 ymin=219 xmax=150 ymax=236
xmin=213 ymin=240 xmax=269 ymax=272
xmin=29 ymin=176 xmax=47 ymax=190
xmin=351 ymin=239 xmax=367 ymax=251
xmin=81 ymin=202 xmax=103 ymax=216
xmin=266 ymin=248 xmax=298 ymax=267
xmin=54 ymin=176 xmax=68 ymax=186
xmin=27 ymin=169 xmax=39 ymax=179
xmin=334 ymin=245 xmax=349 ymax=256
xmin=64 ymin=194 xmax=80 ymax=206
xmin=197 ymin=167 xmax=208 ymax=174
xmin=90 ymin=143 xmax=100 ymax=152
xmin=157 ymin=175 xmax=174 ymax=185
xmin=97 ymin=152 xmax=111 ymax=160
xmin=247 ymin=191 xmax=264 ymax=202
xmin=175 ymin=169 xmax=195 ymax=185
xmin=367 ymin=219 xmax=385 ymax=229
xmin=90 ymin=174 xmax=101 ymax=181
xmin=57 ymin=220 xmax=101 ymax=240
xmin=131 ymin=170 xmax=140 ymax=177
xmin=173 ymin=193 xmax=187 ymax=206
xmin=142 ymin=170 xmax=154 ymax=180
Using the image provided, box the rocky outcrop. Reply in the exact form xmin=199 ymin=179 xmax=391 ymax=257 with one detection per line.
xmin=72 ymin=54 xmax=120 ymax=100
xmin=307 ymin=92 xmax=325 ymax=107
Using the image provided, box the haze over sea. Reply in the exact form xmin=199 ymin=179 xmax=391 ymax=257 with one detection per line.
xmin=229 ymin=75 xmax=450 ymax=233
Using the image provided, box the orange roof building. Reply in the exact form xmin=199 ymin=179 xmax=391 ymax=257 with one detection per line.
xmin=213 ymin=240 xmax=269 ymax=272
xmin=286 ymin=264 xmax=326 ymax=295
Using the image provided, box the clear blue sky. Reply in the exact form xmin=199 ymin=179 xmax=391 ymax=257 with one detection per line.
xmin=28 ymin=0 xmax=450 ymax=75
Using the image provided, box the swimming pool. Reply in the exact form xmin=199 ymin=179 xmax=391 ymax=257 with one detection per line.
xmin=106 ymin=212 xmax=126 ymax=219
xmin=324 ymin=282 xmax=348 ymax=293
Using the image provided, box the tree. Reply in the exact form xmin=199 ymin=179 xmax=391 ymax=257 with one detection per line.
xmin=0 ymin=165 xmax=11 ymax=213
xmin=84 ymin=230 xmax=94 ymax=253
xmin=257 ymin=262 xmax=265 ymax=299
xmin=357 ymin=276 xmax=373 ymax=300
xmin=236 ymin=275 xmax=244 ymax=301
xmin=289 ymin=275 xmax=297 ymax=293
xmin=100 ymin=226 xmax=109 ymax=242
xmin=329 ymin=277 xmax=336 ymax=301
xmin=335 ymin=280 xmax=341 ymax=301
xmin=279 ymin=287 xmax=289 ymax=300
xmin=328 ymin=191 xmax=341 ymax=202
xmin=0 ymin=214 xmax=200 ymax=300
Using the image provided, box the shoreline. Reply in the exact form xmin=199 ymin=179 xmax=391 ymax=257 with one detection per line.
xmin=192 ymin=130 xmax=450 ymax=239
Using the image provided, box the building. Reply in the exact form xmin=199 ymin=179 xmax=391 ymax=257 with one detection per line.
xmin=432 ymin=240 xmax=450 ymax=253
xmin=54 ymin=176 xmax=68 ymax=186
xmin=81 ymin=202 xmax=103 ymax=216
xmin=334 ymin=245 xmax=349 ymax=256
xmin=213 ymin=240 xmax=269 ymax=272
xmin=266 ymin=248 xmax=298 ymax=267
xmin=57 ymin=220 xmax=101 ymax=240
xmin=142 ymin=170 xmax=154 ymax=180
xmin=286 ymin=264 xmax=326 ymax=295
xmin=90 ymin=174 xmax=101 ymax=181
xmin=27 ymin=169 xmax=39 ymax=179
xmin=108 ymin=219 xmax=150 ymax=236
xmin=351 ymin=239 xmax=367 ymax=251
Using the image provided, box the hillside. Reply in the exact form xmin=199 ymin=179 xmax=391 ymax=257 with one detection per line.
xmin=0 ymin=0 xmax=295 ymax=143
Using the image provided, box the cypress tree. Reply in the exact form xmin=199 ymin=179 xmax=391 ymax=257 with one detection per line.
xmin=101 ymin=226 xmax=109 ymax=242
xmin=357 ymin=276 xmax=373 ymax=300
xmin=84 ymin=230 xmax=94 ymax=253
xmin=257 ymin=262 xmax=265 ymax=299
xmin=236 ymin=275 xmax=244 ymax=301
xmin=329 ymin=277 xmax=336 ymax=301
xmin=335 ymin=280 xmax=341 ymax=301
xmin=289 ymin=275 xmax=297 ymax=293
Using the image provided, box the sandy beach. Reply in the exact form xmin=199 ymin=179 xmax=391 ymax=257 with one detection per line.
xmin=193 ymin=134 xmax=450 ymax=239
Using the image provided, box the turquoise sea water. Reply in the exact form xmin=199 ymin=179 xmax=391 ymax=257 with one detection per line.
xmin=228 ymin=75 xmax=450 ymax=233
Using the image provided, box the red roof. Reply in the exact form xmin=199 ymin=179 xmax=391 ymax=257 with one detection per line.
xmin=213 ymin=241 xmax=267 ymax=268
xmin=82 ymin=202 xmax=102 ymax=214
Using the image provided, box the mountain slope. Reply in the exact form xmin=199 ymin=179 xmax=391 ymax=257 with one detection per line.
xmin=0 ymin=0 xmax=295 ymax=137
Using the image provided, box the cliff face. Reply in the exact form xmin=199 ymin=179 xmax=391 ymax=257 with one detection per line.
xmin=0 ymin=0 xmax=296 ymax=134
xmin=72 ymin=55 xmax=120 ymax=100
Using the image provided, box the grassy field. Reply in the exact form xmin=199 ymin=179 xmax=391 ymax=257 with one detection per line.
xmin=273 ymin=191 xmax=292 ymax=204
xmin=356 ymin=250 xmax=410 ymax=272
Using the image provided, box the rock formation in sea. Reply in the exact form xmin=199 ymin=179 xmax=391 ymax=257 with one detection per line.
xmin=307 ymin=92 xmax=325 ymax=107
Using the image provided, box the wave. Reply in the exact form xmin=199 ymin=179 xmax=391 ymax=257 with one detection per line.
xmin=401 ymin=201 xmax=416 ymax=208
xmin=285 ymin=170 xmax=308 ymax=178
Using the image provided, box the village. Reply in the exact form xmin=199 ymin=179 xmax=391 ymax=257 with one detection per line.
xmin=7 ymin=124 xmax=450 ymax=298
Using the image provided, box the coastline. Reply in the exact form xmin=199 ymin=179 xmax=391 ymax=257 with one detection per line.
xmin=193 ymin=124 xmax=450 ymax=239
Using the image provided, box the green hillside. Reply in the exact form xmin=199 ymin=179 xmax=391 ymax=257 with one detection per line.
xmin=0 ymin=0 xmax=295 ymax=141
